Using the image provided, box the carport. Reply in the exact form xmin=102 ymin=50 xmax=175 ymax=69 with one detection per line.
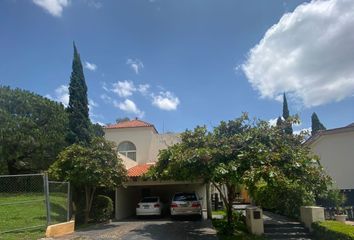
xmin=115 ymin=163 xmax=209 ymax=220
xmin=115 ymin=180 xmax=207 ymax=220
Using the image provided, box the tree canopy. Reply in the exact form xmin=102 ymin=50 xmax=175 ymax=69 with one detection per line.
xmin=49 ymin=137 xmax=127 ymax=223
xmin=147 ymin=113 xmax=332 ymax=223
xmin=311 ymin=112 xmax=326 ymax=135
xmin=0 ymin=86 xmax=68 ymax=174
xmin=66 ymin=43 xmax=91 ymax=145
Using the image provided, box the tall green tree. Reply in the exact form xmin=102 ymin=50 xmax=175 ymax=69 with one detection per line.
xmin=276 ymin=116 xmax=282 ymax=127
xmin=90 ymin=123 xmax=105 ymax=137
xmin=311 ymin=112 xmax=326 ymax=135
xmin=0 ymin=86 xmax=68 ymax=174
xmin=49 ymin=137 xmax=127 ymax=223
xmin=282 ymin=93 xmax=293 ymax=134
xmin=148 ymin=114 xmax=331 ymax=225
xmin=67 ymin=43 xmax=91 ymax=145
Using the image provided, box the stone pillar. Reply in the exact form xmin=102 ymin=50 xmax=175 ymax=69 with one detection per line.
xmin=300 ymin=206 xmax=325 ymax=231
xmin=246 ymin=206 xmax=264 ymax=235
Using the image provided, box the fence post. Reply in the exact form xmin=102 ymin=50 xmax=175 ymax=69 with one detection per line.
xmin=43 ymin=173 xmax=51 ymax=225
xmin=67 ymin=182 xmax=71 ymax=221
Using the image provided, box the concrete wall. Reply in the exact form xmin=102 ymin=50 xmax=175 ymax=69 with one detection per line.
xmin=105 ymin=127 xmax=155 ymax=165
xmin=149 ymin=133 xmax=181 ymax=162
xmin=115 ymin=187 xmax=141 ymax=220
xmin=115 ymin=183 xmax=206 ymax=220
xmin=309 ymin=131 xmax=354 ymax=189
xmin=104 ymin=127 xmax=180 ymax=167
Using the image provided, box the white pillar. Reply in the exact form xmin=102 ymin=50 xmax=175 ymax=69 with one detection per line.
xmin=300 ymin=206 xmax=325 ymax=231
xmin=246 ymin=206 xmax=264 ymax=235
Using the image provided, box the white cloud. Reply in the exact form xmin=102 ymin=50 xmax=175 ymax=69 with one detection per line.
xmin=127 ymin=58 xmax=144 ymax=74
xmin=138 ymin=84 xmax=150 ymax=95
xmin=114 ymin=99 xmax=144 ymax=118
xmin=84 ymin=61 xmax=97 ymax=71
xmin=46 ymin=85 xmax=69 ymax=107
xmin=152 ymin=91 xmax=180 ymax=111
xmin=268 ymin=117 xmax=279 ymax=127
xmin=294 ymin=127 xmax=311 ymax=136
xmin=85 ymin=0 xmax=102 ymax=9
xmin=54 ymin=85 xmax=69 ymax=106
xmin=32 ymin=0 xmax=70 ymax=17
xmin=112 ymin=80 xmax=136 ymax=97
xmin=89 ymin=99 xmax=98 ymax=109
xmin=242 ymin=0 xmax=354 ymax=107
xmin=100 ymin=94 xmax=112 ymax=103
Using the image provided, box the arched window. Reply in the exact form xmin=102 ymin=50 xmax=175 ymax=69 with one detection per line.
xmin=118 ymin=141 xmax=136 ymax=161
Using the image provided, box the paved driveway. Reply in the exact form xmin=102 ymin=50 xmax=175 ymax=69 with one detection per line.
xmin=52 ymin=218 xmax=218 ymax=240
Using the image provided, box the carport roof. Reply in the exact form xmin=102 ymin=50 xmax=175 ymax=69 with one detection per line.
xmin=128 ymin=163 xmax=155 ymax=177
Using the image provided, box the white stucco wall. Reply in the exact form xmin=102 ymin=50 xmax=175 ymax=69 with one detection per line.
xmin=149 ymin=133 xmax=181 ymax=162
xmin=104 ymin=127 xmax=155 ymax=165
xmin=309 ymin=131 xmax=354 ymax=189
xmin=104 ymin=127 xmax=180 ymax=167
xmin=118 ymin=153 xmax=137 ymax=169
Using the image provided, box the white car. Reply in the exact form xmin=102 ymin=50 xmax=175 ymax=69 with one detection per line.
xmin=170 ymin=192 xmax=202 ymax=217
xmin=136 ymin=196 xmax=163 ymax=216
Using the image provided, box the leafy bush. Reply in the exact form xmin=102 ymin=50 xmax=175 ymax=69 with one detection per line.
xmin=317 ymin=189 xmax=346 ymax=207
xmin=91 ymin=195 xmax=113 ymax=223
xmin=212 ymin=210 xmax=247 ymax=235
xmin=252 ymin=181 xmax=314 ymax=218
xmin=312 ymin=221 xmax=354 ymax=240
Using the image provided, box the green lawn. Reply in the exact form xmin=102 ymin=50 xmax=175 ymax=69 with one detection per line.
xmin=0 ymin=192 xmax=68 ymax=240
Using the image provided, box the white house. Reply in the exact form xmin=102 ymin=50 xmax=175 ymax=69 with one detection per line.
xmin=104 ymin=119 xmax=209 ymax=220
xmin=305 ymin=123 xmax=354 ymax=206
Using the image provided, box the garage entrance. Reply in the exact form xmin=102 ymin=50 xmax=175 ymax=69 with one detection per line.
xmin=115 ymin=180 xmax=207 ymax=220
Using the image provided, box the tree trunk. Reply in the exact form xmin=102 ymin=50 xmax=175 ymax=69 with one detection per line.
xmin=226 ymin=184 xmax=236 ymax=226
xmin=206 ymin=182 xmax=212 ymax=219
xmin=7 ymin=159 xmax=17 ymax=175
xmin=84 ymin=186 xmax=96 ymax=224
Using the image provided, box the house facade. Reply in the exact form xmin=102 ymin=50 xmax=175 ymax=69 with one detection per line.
xmin=104 ymin=119 xmax=209 ymax=220
xmin=305 ymin=123 xmax=354 ymax=206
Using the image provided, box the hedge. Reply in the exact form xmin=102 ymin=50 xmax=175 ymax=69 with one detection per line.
xmin=312 ymin=221 xmax=354 ymax=240
xmin=91 ymin=195 xmax=113 ymax=223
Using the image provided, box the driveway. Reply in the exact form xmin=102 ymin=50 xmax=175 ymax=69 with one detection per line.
xmin=52 ymin=217 xmax=218 ymax=240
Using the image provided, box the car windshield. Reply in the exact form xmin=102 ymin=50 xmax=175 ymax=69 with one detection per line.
xmin=173 ymin=193 xmax=197 ymax=201
xmin=141 ymin=197 xmax=158 ymax=203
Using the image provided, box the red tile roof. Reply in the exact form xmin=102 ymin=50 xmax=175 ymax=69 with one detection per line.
xmin=127 ymin=163 xmax=155 ymax=177
xmin=105 ymin=119 xmax=157 ymax=132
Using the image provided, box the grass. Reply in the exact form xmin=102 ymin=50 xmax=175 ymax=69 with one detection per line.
xmin=313 ymin=220 xmax=354 ymax=239
xmin=0 ymin=192 xmax=68 ymax=240
xmin=212 ymin=210 xmax=227 ymax=216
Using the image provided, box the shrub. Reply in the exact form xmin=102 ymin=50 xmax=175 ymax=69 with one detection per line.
xmin=91 ymin=195 xmax=113 ymax=223
xmin=252 ymin=181 xmax=314 ymax=218
xmin=317 ymin=189 xmax=346 ymax=208
xmin=312 ymin=221 xmax=354 ymax=240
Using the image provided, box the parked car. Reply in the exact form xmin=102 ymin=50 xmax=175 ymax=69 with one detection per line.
xmin=136 ymin=196 xmax=163 ymax=216
xmin=170 ymin=192 xmax=202 ymax=218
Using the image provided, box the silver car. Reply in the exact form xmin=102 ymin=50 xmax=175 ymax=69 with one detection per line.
xmin=170 ymin=192 xmax=202 ymax=217
xmin=136 ymin=196 xmax=163 ymax=216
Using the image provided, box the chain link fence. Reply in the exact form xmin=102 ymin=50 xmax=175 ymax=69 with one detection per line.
xmin=0 ymin=173 xmax=70 ymax=234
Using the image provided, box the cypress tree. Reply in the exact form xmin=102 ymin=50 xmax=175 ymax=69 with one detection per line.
xmin=311 ymin=112 xmax=326 ymax=135
xmin=67 ymin=43 xmax=91 ymax=145
xmin=282 ymin=93 xmax=293 ymax=134
xmin=276 ymin=116 xmax=282 ymax=127
xmin=282 ymin=93 xmax=290 ymax=120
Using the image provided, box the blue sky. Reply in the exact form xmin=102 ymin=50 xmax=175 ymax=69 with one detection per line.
xmin=1 ymin=0 xmax=354 ymax=133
